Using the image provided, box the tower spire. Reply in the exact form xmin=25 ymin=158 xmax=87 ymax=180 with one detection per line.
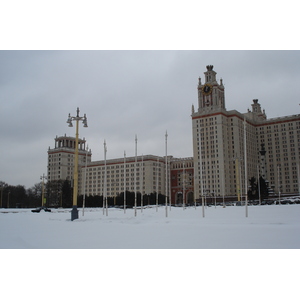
xmin=197 ymin=65 xmax=225 ymax=111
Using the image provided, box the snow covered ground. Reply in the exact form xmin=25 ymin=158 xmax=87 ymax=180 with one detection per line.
xmin=1 ymin=202 xmax=300 ymax=249
xmin=1 ymin=202 xmax=299 ymax=300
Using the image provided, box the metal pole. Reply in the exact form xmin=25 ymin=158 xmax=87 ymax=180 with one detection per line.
xmin=257 ymin=165 xmax=261 ymax=205
xmin=40 ymin=174 xmax=46 ymax=207
xmin=156 ymin=157 xmax=159 ymax=212
xmin=198 ymin=128 xmax=205 ymax=217
xmin=71 ymin=113 xmax=79 ymax=221
xmin=104 ymin=140 xmax=108 ymax=216
xmin=222 ymin=174 xmax=225 ymax=208
xmin=103 ymin=141 xmax=106 ymax=215
xmin=214 ymin=165 xmax=216 ymax=209
xmin=165 ymin=131 xmax=168 ymax=218
xmin=278 ymin=165 xmax=281 ymax=205
xmin=239 ymin=160 xmax=242 ymax=204
xmin=169 ymin=157 xmax=171 ymax=211
xmin=134 ymin=135 xmax=137 ymax=217
xmin=235 ymin=157 xmax=241 ymax=202
xmin=183 ymin=160 xmax=185 ymax=210
xmin=82 ymin=145 xmax=88 ymax=216
xmin=124 ymin=151 xmax=126 ymax=214
xmin=141 ymin=154 xmax=143 ymax=213
xmin=297 ymin=163 xmax=300 ymax=197
xmin=244 ymin=118 xmax=248 ymax=217
xmin=67 ymin=107 xmax=88 ymax=221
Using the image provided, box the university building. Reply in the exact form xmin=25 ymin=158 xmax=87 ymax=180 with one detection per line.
xmin=79 ymin=154 xmax=167 ymax=198
xmin=47 ymin=135 xmax=91 ymax=182
xmin=47 ymin=138 xmax=167 ymax=199
xmin=47 ymin=65 xmax=300 ymax=204
xmin=47 ymin=136 xmax=193 ymax=205
xmin=192 ymin=65 xmax=300 ymax=200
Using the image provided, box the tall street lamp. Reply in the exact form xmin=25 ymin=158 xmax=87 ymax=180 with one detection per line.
xmin=67 ymin=107 xmax=88 ymax=221
xmin=40 ymin=173 xmax=47 ymax=207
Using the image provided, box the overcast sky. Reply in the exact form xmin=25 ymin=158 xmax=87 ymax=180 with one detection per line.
xmin=0 ymin=50 xmax=299 ymax=188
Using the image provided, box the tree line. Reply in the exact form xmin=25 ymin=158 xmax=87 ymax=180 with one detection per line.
xmin=0 ymin=180 xmax=167 ymax=209
xmin=0 ymin=181 xmax=41 ymax=208
xmin=1 ymin=176 xmax=269 ymax=209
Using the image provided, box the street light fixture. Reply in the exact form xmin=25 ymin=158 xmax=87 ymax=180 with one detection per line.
xmin=67 ymin=107 xmax=88 ymax=221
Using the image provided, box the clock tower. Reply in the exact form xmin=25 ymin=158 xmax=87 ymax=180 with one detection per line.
xmin=197 ymin=65 xmax=225 ymax=112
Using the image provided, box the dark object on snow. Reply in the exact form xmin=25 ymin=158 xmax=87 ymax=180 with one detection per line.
xmin=31 ymin=207 xmax=42 ymax=213
xmin=31 ymin=207 xmax=51 ymax=213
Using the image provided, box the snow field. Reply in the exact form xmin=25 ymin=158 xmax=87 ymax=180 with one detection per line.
xmin=1 ymin=204 xmax=300 ymax=249
xmin=1 ymin=204 xmax=299 ymax=300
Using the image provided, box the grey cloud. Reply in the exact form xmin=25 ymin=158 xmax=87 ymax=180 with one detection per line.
xmin=1 ymin=50 xmax=299 ymax=188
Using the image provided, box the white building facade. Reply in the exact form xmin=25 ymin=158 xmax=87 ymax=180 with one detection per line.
xmin=78 ymin=155 xmax=167 ymax=197
xmin=192 ymin=65 xmax=300 ymax=200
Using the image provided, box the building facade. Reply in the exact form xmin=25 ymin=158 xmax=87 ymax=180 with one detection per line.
xmin=47 ymin=135 xmax=91 ymax=182
xmin=78 ymin=155 xmax=167 ymax=198
xmin=48 ymin=65 xmax=300 ymax=204
xmin=47 ymin=137 xmax=194 ymax=204
xmin=170 ymin=157 xmax=194 ymax=205
xmin=192 ymin=65 xmax=300 ymax=200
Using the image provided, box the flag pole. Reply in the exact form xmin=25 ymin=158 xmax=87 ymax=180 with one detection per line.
xmin=141 ymin=154 xmax=143 ymax=212
xmin=82 ymin=144 xmax=88 ymax=216
xmin=134 ymin=135 xmax=137 ymax=217
xmin=183 ymin=159 xmax=185 ymax=210
xmin=165 ymin=131 xmax=168 ymax=218
xmin=169 ymin=157 xmax=171 ymax=211
xmin=124 ymin=151 xmax=126 ymax=213
xmin=244 ymin=117 xmax=248 ymax=217
xmin=156 ymin=157 xmax=159 ymax=212
xmin=198 ymin=128 xmax=205 ymax=217
xmin=104 ymin=140 xmax=108 ymax=216
xmin=257 ymin=164 xmax=261 ymax=206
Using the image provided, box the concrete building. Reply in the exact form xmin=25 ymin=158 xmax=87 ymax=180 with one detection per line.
xmin=47 ymin=136 xmax=194 ymax=205
xmin=47 ymin=135 xmax=91 ymax=182
xmin=170 ymin=157 xmax=194 ymax=205
xmin=48 ymin=65 xmax=300 ymax=205
xmin=192 ymin=65 xmax=300 ymax=200
xmin=78 ymin=154 xmax=167 ymax=198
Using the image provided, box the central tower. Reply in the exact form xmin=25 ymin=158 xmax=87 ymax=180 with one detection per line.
xmin=197 ymin=65 xmax=225 ymax=112
xmin=192 ymin=65 xmax=229 ymax=201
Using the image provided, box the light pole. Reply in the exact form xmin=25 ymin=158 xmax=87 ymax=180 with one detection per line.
xmin=124 ymin=151 xmax=126 ymax=214
xmin=67 ymin=107 xmax=88 ymax=221
xmin=134 ymin=135 xmax=137 ymax=217
xmin=244 ymin=117 xmax=248 ymax=217
xmin=165 ymin=131 xmax=168 ymax=218
xmin=40 ymin=173 xmax=47 ymax=207
xmin=7 ymin=191 xmax=10 ymax=208
xmin=82 ymin=145 xmax=89 ymax=216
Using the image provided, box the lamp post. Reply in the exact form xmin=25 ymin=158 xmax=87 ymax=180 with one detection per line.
xmin=124 ymin=151 xmax=126 ymax=214
xmin=165 ymin=131 xmax=168 ymax=218
xmin=82 ymin=145 xmax=89 ymax=216
xmin=244 ymin=117 xmax=248 ymax=217
xmin=40 ymin=173 xmax=47 ymax=207
xmin=7 ymin=191 xmax=10 ymax=208
xmin=67 ymin=107 xmax=88 ymax=221
xmin=134 ymin=135 xmax=137 ymax=217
